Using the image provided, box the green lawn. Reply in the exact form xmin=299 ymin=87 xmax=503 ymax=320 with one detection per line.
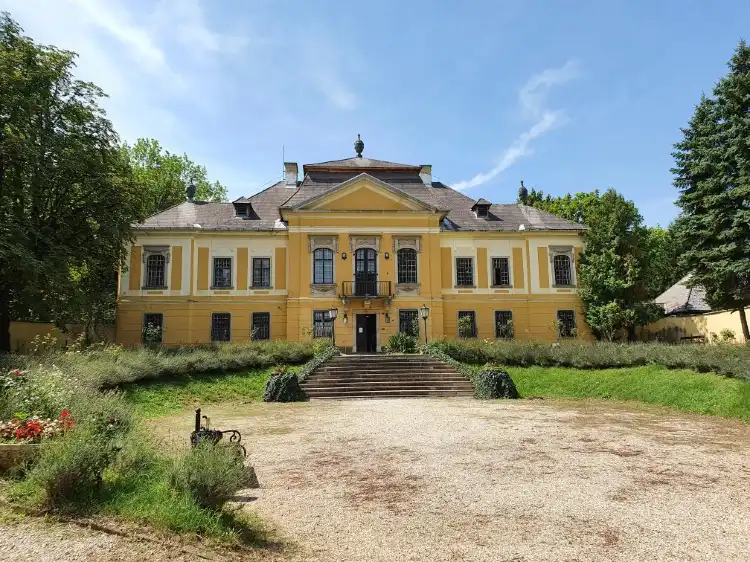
xmin=505 ymin=365 xmax=750 ymax=422
xmin=122 ymin=367 xmax=273 ymax=418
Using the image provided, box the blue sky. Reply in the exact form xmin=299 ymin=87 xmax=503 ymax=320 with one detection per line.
xmin=3 ymin=0 xmax=748 ymax=226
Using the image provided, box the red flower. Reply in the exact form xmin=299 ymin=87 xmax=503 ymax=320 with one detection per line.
xmin=12 ymin=369 xmax=21 ymax=376
xmin=60 ymin=410 xmax=70 ymax=418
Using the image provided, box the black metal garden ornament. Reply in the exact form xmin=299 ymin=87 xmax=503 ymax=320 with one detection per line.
xmin=190 ymin=408 xmax=247 ymax=458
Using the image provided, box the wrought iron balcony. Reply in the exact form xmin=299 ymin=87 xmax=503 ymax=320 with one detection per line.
xmin=341 ymin=280 xmax=392 ymax=299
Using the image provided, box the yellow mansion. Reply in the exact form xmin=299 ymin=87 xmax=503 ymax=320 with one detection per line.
xmin=116 ymin=138 xmax=589 ymax=350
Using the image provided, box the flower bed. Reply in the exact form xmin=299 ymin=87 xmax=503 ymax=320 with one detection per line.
xmin=0 ymin=411 xmax=74 ymax=444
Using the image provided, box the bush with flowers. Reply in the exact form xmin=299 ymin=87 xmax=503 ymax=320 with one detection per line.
xmin=0 ymin=411 xmax=75 ymax=444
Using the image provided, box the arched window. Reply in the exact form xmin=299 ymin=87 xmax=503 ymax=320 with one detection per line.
xmin=313 ymin=248 xmax=334 ymax=284
xmin=145 ymin=254 xmax=165 ymax=288
xmin=397 ymin=248 xmax=418 ymax=284
xmin=553 ymin=254 xmax=572 ymax=286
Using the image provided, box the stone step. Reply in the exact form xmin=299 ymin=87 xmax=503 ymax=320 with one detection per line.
xmin=314 ymin=367 xmax=458 ymax=375
xmin=304 ymin=375 xmax=468 ymax=384
xmin=303 ymin=388 xmax=474 ymax=398
xmin=323 ymin=361 xmax=451 ymax=369
xmin=301 ymin=378 xmax=472 ymax=388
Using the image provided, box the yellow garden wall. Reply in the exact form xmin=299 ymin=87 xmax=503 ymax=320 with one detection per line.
xmin=641 ymin=308 xmax=750 ymax=343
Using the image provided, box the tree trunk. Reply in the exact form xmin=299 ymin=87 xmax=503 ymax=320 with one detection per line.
xmin=738 ymin=307 xmax=750 ymax=343
xmin=0 ymin=286 xmax=11 ymax=352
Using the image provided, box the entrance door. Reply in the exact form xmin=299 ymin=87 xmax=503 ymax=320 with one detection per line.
xmin=354 ymin=248 xmax=377 ymax=296
xmin=355 ymin=314 xmax=377 ymax=353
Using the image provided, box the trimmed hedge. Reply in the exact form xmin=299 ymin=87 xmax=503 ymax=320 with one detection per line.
xmin=426 ymin=339 xmax=750 ymax=380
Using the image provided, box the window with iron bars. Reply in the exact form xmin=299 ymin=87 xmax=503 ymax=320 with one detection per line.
xmin=213 ymin=258 xmax=232 ymax=288
xmin=455 ymin=257 xmax=474 ymax=287
xmin=252 ymin=257 xmax=271 ymax=288
xmin=397 ymin=248 xmax=418 ymax=284
xmin=553 ymin=254 xmax=572 ymax=285
xmin=142 ymin=313 xmax=163 ymax=344
xmin=399 ymin=309 xmax=419 ymax=336
xmin=211 ymin=313 xmax=231 ymax=342
xmin=557 ymin=310 xmax=576 ymax=337
xmin=458 ymin=310 xmax=477 ymax=338
xmin=312 ymin=310 xmax=333 ymax=338
xmin=494 ymin=310 xmax=513 ymax=339
xmin=251 ymin=312 xmax=270 ymax=340
xmin=492 ymin=257 xmax=510 ymax=286
xmin=145 ymin=254 xmax=166 ymax=288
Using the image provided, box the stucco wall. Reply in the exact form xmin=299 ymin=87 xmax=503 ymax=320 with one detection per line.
xmin=641 ymin=309 xmax=750 ymax=342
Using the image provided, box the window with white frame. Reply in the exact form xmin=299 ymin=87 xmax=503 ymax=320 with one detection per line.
xmin=455 ymin=257 xmax=474 ymax=287
xmin=313 ymin=248 xmax=334 ymax=284
xmin=212 ymin=257 xmax=232 ymax=288
xmin=397 ymin=248 xmax=418 ymax=284
xmin=550 ymin=246 xmax=574 ymax=286
xmin=145 ymin=255 xmax=166 ymax=288
xmin=492 ymin=257 xmax=510 ymax=286
xmin=252 ymin=257 xmax=271 ymax=288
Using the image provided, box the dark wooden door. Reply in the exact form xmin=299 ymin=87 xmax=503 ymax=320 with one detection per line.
xmin=356 ymin=314 xmax=377 ymax=352
xmin=354 ymin=248 xmax=377 ymax=296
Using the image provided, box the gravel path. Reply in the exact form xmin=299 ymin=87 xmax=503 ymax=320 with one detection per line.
xmin=154 ymin=398 xmax=750 ymax=562
xmin=3 ymin=399 xmax=749 ymax=561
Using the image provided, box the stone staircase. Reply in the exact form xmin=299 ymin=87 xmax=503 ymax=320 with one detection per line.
xmin=300 ymin=354 xmax=475 ymax=399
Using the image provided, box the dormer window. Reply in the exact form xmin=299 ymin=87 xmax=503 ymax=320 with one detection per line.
xmin=232 ymin=197 xmax=252 ymax=217
xmin=471 ymin=198 xmax=491 ymax=219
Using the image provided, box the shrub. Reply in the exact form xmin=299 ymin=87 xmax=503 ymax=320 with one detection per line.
xmin=387 ymin=332 xmax=418 ymax=354
xmin=48 ymin=340 xmax=315 ymax=389
xmin=474 ymin=367 xmax=519 ymax=399
xmin=263 ymin=371 xmax=306 ymax=402
xmin=168 ymin=441 xmax=248 ymax=510
xmin=425 ymin=339 xmax=750 ymax=380
xmin=21 ymin=427 xmax=119 ymax=509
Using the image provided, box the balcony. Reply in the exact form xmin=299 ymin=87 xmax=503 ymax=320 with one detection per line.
xmin=341 ymin=280 xmax=392 ymax=299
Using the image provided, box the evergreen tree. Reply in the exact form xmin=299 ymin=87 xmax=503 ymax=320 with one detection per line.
xmin=672 ymin=40 xmax=750 ymax=341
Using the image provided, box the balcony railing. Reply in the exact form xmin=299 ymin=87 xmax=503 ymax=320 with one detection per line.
xmin=341 ymin=280 xmax=392 ymax=299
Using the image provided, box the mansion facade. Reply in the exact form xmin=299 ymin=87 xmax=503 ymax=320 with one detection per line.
xmin=116 ymin=138 xmax=589 ymax=351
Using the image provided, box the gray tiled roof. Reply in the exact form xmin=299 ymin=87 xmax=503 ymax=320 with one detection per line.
xmin=654 ymin=275 xmax=711 ymax=315
xmin=303 ymin=156 xmax=419 ymax=172
xmin=137 ymin=163 xmax=587 ymax=233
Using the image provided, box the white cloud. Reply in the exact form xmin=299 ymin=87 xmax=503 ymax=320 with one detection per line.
xmin=454 ymin=60 xmax=579 ymax=191
xmin=300 ymin=36 xmax=358 ymax=111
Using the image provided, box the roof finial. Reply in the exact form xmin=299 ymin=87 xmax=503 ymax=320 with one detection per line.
xmin=186 ymin=177 xmax=196 ymax=202
xmin=354 ymin=133 xmax=364 ymax=158
xmin=518 ymin=180 xmax=528 ymax=204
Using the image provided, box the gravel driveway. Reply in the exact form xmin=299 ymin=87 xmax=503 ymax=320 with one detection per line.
xmin=3 ymin=399 xmax=749 ymax=561
xmin=155 ymin=398 xmax=750 ymax=562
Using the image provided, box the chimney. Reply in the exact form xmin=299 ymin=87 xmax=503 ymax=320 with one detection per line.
xmin=420 ymin=165 xmax=432 ymax=187
xmin=284 ymin=162 xmax=298 ymax=188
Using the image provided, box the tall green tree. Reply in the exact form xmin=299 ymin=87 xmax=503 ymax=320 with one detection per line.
xmin=672 ymin=41 xmax=750 ymax=342
xmin=521 ymin=188 xmax=661 ymax=340
xmin=0 ymin=13 xmax=138 ymax=350
xmin=123 ymin=138 xmax=228 ymax=219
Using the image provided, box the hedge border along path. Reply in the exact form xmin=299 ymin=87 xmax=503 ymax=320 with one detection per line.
xmin=425 ymin=339 xmax=750 ymax=380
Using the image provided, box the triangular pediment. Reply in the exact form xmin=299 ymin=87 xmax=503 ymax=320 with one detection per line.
xmin=296 ymin=173 xmax=435 ymax=212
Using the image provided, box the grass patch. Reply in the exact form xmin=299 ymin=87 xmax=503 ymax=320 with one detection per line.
xmin=505 ymin=365 xmax=750 ymax=422
xmin=98 ymin=458 xmax=269 ymax=545
xmin=123 ymin=367 xmax=275 ymax=418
